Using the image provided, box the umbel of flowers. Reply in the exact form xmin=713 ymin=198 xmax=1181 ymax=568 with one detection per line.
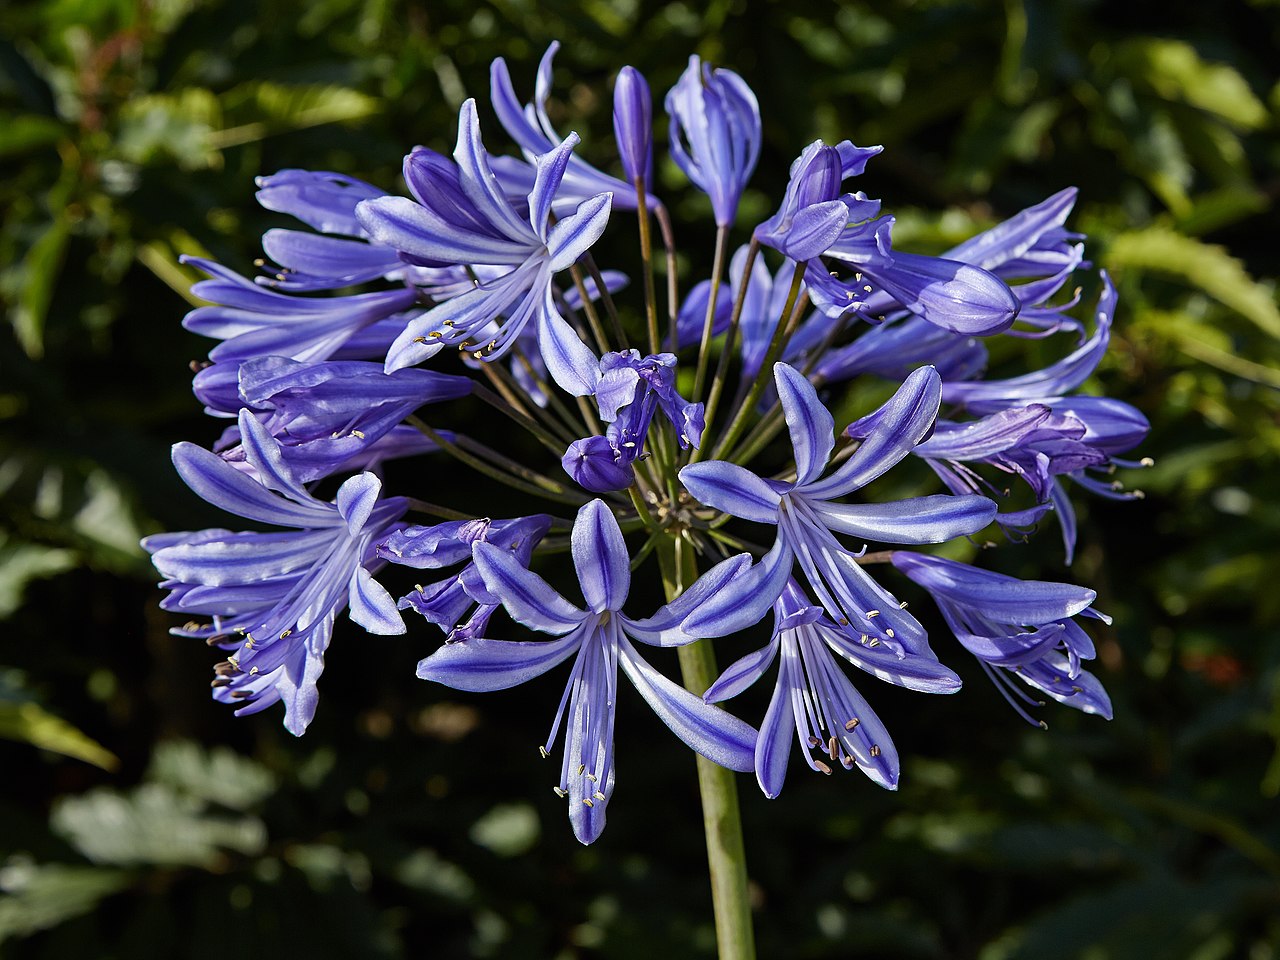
xmin=148 ymin=40 xmax=1146 ymax=861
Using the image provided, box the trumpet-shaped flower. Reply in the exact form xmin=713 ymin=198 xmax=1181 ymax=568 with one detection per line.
xmin=356 ymin=99 xmax=612 ymax=396
xmin=680 ymin=364 xmax=996 ymax=690
xmin=144 ymin=411 xmax=409 ymax=735
xmin=416 ymin=500 xmax=758 ymax=843
xmin=704 ymin=580 xmax=901 ymax=797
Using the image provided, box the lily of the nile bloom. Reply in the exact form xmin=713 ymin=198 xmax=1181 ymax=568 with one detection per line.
xmin=417 ymin=500 xmax=757 ymax=843
xmin=489 ymin=43 xmax=656 ymax=214
xmin=679 ymin=363 xmax=995 ymax=692
xmin=754 ymin=139 xmax=882 ymax=263
xmin=807 ymin=196 xmax=1021 ymax=336
xmin=704 ymin=579 xmax=901 ymax=797
xmin=666 ymin=56 xmax=761 ymax=228
xmin=861 ymin=402 xmax=1099 ymax=537
xmin=891 ymin=552 xmax=1112 ymax=721
xmin=379 ymin=516 xmax=552 ymax=642
xmin=941 ymin=272 xmax=1150 ymax=561
xmin=356 ymin=99 xmax=611 ymax=396
xmin=144 ymin=410 xmax=408 ymax=735
xmin=253 ymin=169 xmax=405 ymax=291
xmin=218 ymin=357 xmax=472 ymax=482
xmin=182 ymin=257 xmax=420 ymax=365
xmin=562 ymin=351 xmax=705 ymax=492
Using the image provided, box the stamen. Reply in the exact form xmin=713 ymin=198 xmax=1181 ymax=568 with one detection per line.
xmin=844 ymin=718 xmax=860 ymax=731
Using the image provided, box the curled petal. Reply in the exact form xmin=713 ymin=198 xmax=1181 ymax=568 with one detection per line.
xmin=348 ymin=566 xmax=406 ymax=635
xmin=812 ymin=494 xmax=997 ymax=544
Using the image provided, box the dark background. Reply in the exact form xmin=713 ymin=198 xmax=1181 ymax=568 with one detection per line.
xmin=2 ymin=0 xmax=1278 ymax=956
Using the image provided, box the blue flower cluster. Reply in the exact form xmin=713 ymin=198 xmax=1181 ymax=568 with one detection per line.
xmin=148 ymin=44 xmax=1146 ymax=843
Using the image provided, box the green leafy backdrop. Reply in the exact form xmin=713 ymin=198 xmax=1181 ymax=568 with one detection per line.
xmin=2 ymin=0 xmax=1277 ymax=956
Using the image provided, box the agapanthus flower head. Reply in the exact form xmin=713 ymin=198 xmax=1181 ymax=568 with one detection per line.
xmin=144 ymin=411 xmax=408 ymax=735
xmin=665 ymin=55 xmax=761 ymax=227
xmin=148 ymin=41 xmax=1141 ymax=853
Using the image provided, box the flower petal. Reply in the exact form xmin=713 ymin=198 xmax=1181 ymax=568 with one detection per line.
xmin=619 ymin=637 xmax=756 ymax=772
xmin=679 ymin=460 xmax=781 ymax=522
xmin=803 ymin=366 xmax=942 ymax=499
xmin=702 ymin=638 xmax=779 ymax=703
xmin=621 ymin=553 xmax=753 ymax=647
xmin=572 ymin=499 xmax=631 ymax=613
xmin=536 ymin=288 xmax=602 ymax=397
xmin=472 ymin=541 xmax=586 ymax=634
xmin=812 ymin=494 xmax=996 ymax=544
xmin=336 ymin=473 xmax=382 ymax=536
xmin=680 ymin=535 xmax=793 ymax=638
xmin=754 ymin=665 xmax=794 ymax=798
xmin=774 ymin=363 xmax=835 ymax=485
xmin=416 ymin=629 xmax=584 ymax=691
xmin=546 ymin=193 xmax=614 ymax=272
xmin=348 ymin=566 xmax=406 ymax=635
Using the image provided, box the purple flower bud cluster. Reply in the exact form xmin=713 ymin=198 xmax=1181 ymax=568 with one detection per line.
xmin=147 ymin=43 xmax=1146 ymax=843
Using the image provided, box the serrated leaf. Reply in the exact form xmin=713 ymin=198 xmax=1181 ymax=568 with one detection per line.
xmin=0 ymin=862 xmax=130 ymax=944
xmin=1116 ymin=38 xmax=1268 ymax=130
xmin=148 ymin=740 xmax=277 ymax=811
xmin=0 ymin=700 xmax=118 ymax=770
xmin=52 ymin=784 xmax=267 ymax=867
xmin=1108 ymin=227 xmax=1280 ymax=338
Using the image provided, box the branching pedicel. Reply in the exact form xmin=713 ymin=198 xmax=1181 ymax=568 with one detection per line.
xmin=147 ymin=44 xmax=1147 ymax=855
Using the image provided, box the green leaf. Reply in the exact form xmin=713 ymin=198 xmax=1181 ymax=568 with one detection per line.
xmin=211 ymin=83 xmax=380 ymax=149
xmin=1107 ymin=226 xmax=1280 ymax=339
xmin=1116 ymin=38 xmax=1269 ymax=130
xmin=0 ymin=534 xmax=76 ymax=618
xmin=0 ymin=113 xmax=65 ymax=158
xmin=0 ymin=861 xmax=130 ymax=945
xmin=469 ymin=803 xmax=541 ymax=857
xmin=116 ymin=89 xmax=222 ymax=170
xmin=10 ymin=170 xmax=74 ymax=358
xmin=52 ymin=784 xmax=267 ymax=867
xmin=148 ymin=740 xmax=277 ymax=811
xmin=0 ymin=700 xmax=118 ymax=770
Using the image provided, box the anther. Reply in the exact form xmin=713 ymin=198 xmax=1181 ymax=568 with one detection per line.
xmin=869 ymin=745 xmax=881 ymax=758
xmin=427 ymin=331 xmax=444 ymax=338
xmin=413 ymin=336 xmax=428 ymax=344
xmin=1140 ymin=457 xmax=1155 ymax=467
xmin=885 ymin=628 xmax=895 ymax=639
xmin=814 ymin=760 xmax=832 ymax=775
xmin=866 ymin=610 xmax=880 ymax=618
xmin=553 ymin=786 xmax=567 ymax=797
xmin=808 ymin=736 xmax=822 ymax=748
xmin=577 ymin=763 xmax=586 ymax=775
xmin=351 ymin=430 xmax=365 ymax=439
xmin=844 ymin=718 xmax=860 ymax=731
xmin=538 ymin=746 xmax=549 ymax=758
xmin=582 ymin=798 xmax=594 ymax=807
xmin=827 ymin=737 xmax=838 ymax=761
xmin=279 ymin=629 xmax=291 ymax=639
xmin=594 ymin=791 xmax=606 ymax=801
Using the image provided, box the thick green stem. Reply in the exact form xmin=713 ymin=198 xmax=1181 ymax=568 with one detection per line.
xmin=658 ymin=537 xmax=756 ymax=960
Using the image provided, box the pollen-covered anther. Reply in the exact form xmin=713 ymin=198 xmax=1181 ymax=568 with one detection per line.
xmin=813 ymin=759 xmax=832 ymax=775
xmin=553 ymin=786 xmax=567 ymax=798
xmin=869 ymin=744 xmax=881 ymax=758
xmin=844 ymin=718 xmax=860 ymax=731
xmin=538 ymin=746 xmax=549 ymax=758
xmin=594 ymin=791 xmax=607 ymax=801
xmin=866 ymin=609 xmax=880 ymax=618
xmin=827 ymin=736 xmax=838 ymax=761
xmin=279 ymin=629 xmax=291 ymax=639
xmin=582 ymin=798 xmax=595 ymax=807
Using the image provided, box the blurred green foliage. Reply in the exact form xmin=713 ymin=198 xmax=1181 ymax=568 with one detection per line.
xmin=1 ymin=0 xmax=1278 ymax=957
